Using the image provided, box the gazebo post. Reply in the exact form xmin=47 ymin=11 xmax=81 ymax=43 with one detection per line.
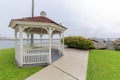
xmin=51 ymin=34 xmax=53 ymax=44
xmin=31 ymin=34 xmax=34 ymax=47
xmin=48 ymin=28 xmax=55 ymax=64
xmin=48 ymin=28 xmax=52 ymax=64
xmin=27 ymin=34 xmax=30 ymax=46
xmin=19 ymin=27 xmax=24 ymax=66
xmin=40 ymin=28 xmax=43 ymax=45
xmin=59 ymin=33 xmax=61 ymax=55
xmin=40 ymin=35 xmax=42 ymax=46
xmin=14 ymin=29 xmax=17 ymax=48
xmin=62 ymin=32 xmax=65 ymax=55
xmin=14 ymin=29 xmax=18 ymax=59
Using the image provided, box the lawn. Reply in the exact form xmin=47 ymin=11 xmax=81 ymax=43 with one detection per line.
xmin=0 ymin=48 xmax=43 ymax=80
xmin=87 ymin=50 xmax=120 ymax=80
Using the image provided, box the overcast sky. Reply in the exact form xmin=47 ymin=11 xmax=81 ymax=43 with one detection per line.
xmin=1 ymin=0 xmax=120 ymax=38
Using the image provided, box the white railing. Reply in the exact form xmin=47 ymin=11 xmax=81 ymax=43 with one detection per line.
xmin=15 ymin=40 xmax=63 ymax=65
xmin=23 ymin=48 xmax=49 ymax=64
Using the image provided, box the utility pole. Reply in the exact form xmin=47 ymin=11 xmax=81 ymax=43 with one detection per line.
xmin=32 ymin=0 xmax=34 ymax=17
xmin=31 ymin=0 xmax=34 ymax=46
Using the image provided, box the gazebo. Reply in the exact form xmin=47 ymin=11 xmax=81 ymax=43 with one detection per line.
xmin=9 ymin=11 xmax=67 ymax=67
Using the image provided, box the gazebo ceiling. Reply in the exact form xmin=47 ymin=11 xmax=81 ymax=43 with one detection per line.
xmin=24 ymin=27 xmax=48 ymax=34
xmin=9 ymin=11 xmax=67 ymax=34
xmin=24 ymin=27 xmax=61 ymax=34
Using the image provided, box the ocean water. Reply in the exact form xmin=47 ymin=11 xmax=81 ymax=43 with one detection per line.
xmin=0 ymin=40 xmax=15 ymax=49
xmin=0 ymin=40 xmax=60 ymax=49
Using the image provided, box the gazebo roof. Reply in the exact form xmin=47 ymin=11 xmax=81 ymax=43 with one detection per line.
xmin=12 ymin=16 xmax=60 ymax=26
xmin=9 ymin=11 xmax=67 ymax=34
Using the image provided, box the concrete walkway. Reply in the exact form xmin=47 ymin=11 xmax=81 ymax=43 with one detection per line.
xmin=26 ymin=48 xmax=89 ymax=80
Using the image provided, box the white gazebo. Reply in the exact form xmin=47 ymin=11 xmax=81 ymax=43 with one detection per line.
xmin=9 ymin=11 xmax=67 ymax=67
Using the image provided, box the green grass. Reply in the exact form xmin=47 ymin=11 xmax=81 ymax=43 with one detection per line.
xmin=0 ymin=48 xmax=43 ymax=80
xmin=87 ymin=50 xmax=120 ymax=80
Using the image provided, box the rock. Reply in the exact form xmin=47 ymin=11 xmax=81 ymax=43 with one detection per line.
xmin=106 ymin=41 xmax=115 ymax=50
xmin=114 ymin=38 xmax=120 ymax=50
xmin=91 ymin=38 xmax=107 ymax=49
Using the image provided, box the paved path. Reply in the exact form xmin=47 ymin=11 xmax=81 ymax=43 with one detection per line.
xmin=26 ymin=48 xmax=89 ymax=80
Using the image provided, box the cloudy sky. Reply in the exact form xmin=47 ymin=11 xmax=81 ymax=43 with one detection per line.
xmin=1 ymin=0 xmax=120 ymax=38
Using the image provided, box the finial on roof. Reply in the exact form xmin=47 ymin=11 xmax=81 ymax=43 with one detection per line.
xmin=40 ymin=11 xmax=47 ymax=17
xmin=59 ymin=23 xmax=62 ymax=26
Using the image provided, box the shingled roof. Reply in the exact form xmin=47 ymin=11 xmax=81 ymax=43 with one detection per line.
xmin=11 ymin=16 xmax=67 ymax=29
xmin=13 ymin=16 xmax=58 ymax=23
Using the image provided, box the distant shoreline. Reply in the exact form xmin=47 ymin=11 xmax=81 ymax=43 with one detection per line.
xmin=0 ymin=48 xmax=14 ymax=49
xmin=0 ymin=39 xmax=14 ymax=41
xmin=0 ymin=39 xmax=60 ymax=41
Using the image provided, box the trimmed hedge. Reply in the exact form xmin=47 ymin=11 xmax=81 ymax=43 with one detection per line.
xmin=64 ymin=36 xmax=94 ymax=49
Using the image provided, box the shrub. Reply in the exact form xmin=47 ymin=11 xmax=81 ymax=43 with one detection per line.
xmin=64 ymin=36 xmax=94 ymax=50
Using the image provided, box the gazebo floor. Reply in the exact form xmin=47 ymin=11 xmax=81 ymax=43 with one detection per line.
xmin=51 ymin=49 xmax=63 ymax=63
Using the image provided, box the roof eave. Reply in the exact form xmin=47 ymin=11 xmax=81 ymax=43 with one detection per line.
xmin=8 ymin=19 xmax=17 ymax=28
xmin=10 ymin=20 xmax=67 ymax=30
